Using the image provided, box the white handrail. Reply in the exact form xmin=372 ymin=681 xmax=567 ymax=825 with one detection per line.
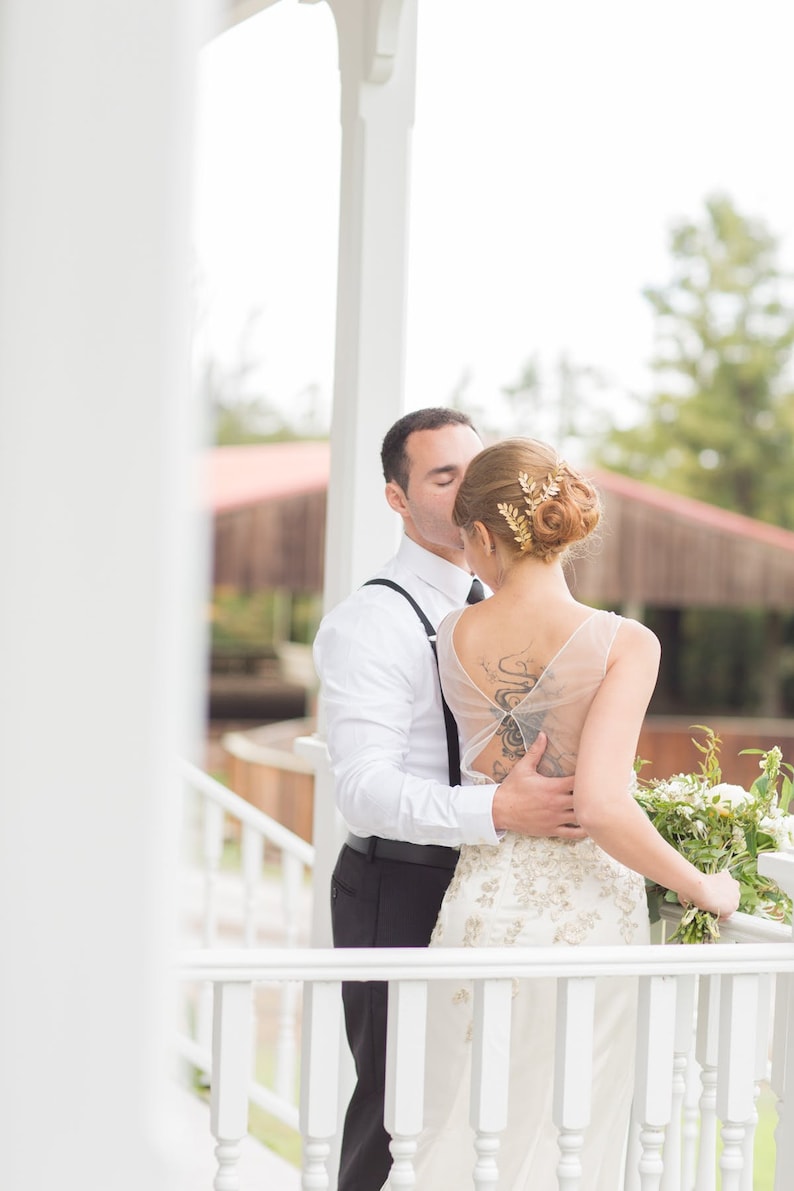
xmin=179 ymin=940 xmax=794 ymax=983
xmin=178 ymin=757 xmax=315 ymax=1135
xmin=658 ymin=901 xmax=791 ymax=944
xmin=179 ymin=758 xmax=315 ymax=868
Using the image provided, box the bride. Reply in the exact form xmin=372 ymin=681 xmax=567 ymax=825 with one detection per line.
xmin=386 ymin=438 xmax=740 ymax=1190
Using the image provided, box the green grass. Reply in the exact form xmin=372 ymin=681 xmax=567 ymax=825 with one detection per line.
xmin=249 ymin=1104 xmax=301 ymax=1167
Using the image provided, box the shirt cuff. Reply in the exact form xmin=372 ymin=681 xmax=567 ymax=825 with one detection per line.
xmin=454 ymin=782 xmax=502 ymax=846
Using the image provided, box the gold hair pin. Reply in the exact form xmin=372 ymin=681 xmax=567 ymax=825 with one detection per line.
xmin=498 ymin=464 xmax=566 ymax=551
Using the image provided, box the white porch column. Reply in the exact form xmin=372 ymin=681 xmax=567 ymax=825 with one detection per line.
xmin=298 ymin=8 xmax=419 ymax=1182
xmin=322 ymin=0 xmax=418 ymax=611
xmin=301 ymin=0 xmax=419 ymax=949
xmin=0 ymin=1 xmax=210 ymax=1187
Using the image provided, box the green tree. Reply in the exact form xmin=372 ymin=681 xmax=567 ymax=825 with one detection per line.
xmin=597 ymin=195 xmax=794 ymax=528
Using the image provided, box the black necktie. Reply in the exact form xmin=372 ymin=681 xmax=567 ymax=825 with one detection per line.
xmin=467 ymin=578 xmax=485 ymax=604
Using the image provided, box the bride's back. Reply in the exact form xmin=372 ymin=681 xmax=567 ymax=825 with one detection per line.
xmin=437 ymin=599 xmax=622 ymax=783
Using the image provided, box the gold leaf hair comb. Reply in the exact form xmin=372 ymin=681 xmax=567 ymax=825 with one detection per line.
xmin=498 ymin=463 xmax=567 ymax=551
xmin=497 ymin=501 xmax=532 ymax=551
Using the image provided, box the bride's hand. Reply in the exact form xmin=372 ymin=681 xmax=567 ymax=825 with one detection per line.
xmin=680 ymin=871 xmax=741 ymax=919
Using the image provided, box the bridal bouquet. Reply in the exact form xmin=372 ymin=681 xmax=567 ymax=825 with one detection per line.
xmin=634 ymin=726 xmax=794 ymax=944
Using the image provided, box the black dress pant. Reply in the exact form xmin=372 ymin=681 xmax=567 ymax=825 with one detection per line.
xmin=330 ymin=843 xmax=455 ymax=1191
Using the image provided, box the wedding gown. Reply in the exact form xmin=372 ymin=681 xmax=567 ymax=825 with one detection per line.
xmin=390 ymin=608 xmax=651 ymax=1190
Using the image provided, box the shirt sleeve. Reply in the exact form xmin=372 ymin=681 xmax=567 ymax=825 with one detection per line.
xmin=313 ymin=593 xmax=499 ymax=846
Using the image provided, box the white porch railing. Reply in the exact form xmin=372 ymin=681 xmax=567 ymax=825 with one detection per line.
xmin=178 ymin=761 xmax=314 ymax=1128
xmin=180 ymin=936 xmax=794 ymax=1191
xmin=177 ymin=761 xmax=794 ymax=1190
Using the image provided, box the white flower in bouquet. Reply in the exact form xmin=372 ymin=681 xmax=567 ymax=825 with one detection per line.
xmin=710 ymin=782 xmax=752 ymax=809
xmin=759 ymin=812 xmax=794 ymax=851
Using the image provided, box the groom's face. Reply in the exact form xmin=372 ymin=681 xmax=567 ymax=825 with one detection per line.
xmin=386 ymin=423 xmax=483 ymax=561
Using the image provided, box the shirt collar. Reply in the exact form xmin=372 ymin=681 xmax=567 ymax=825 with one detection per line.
xmin=397 ymin=534 xmax=475 ymax=605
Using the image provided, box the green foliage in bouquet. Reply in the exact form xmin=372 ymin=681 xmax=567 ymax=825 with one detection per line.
xmin=634 ymin=726 xmax=794 ymax=944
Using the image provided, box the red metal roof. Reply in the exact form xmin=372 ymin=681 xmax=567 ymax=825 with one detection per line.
xmin=590 ymin=468 xmax=794 ymax=556
xmin=207 ymin=441 xmax=330 ymax=513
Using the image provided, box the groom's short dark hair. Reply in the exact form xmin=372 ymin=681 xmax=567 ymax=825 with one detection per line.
xmin=381 ymin=407 xmax=476 ymax=492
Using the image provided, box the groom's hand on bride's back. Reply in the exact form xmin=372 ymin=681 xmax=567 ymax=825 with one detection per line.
xmin=491 ymin=732 xmax=586 ymax=840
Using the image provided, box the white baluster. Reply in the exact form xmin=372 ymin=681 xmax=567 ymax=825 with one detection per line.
xmin=771 ymin=971 xmax=794 ymax=1191
xmin=682 ymin=1035 xmax=701 ymax=1191
xmin=741 ymin=973 xmax=771 ymax=1191
xmin=661 ymin=975 xmax=696 ymax=1191
xmin=203 ymin=799 xmax=225 ymax=946
xmin=694 ymin=975 xmax=720 ymax=1191
xmin=384 ymin=979 xmax=428 ymax=1187
xmin=197 ymin=799 xmax=226 ymax=1076
xmin=717 ymin=974 xmax=760 ymax=1190
xmin=276 ymin=853 xmax=304 ymax=1103
xmin=240 ymin=823 xmax=265 ymax=1110
xmin=241 ymin=822 xmax=263 ymax=948
xmin=757 ymin=853 xmax=794 ymax=1191
xmin=470 ymin=978 xmax=513 ymax=1189
xmin=300 ymin=980 xmax=342 ymax=1190
xmin=632 ymin=974 xmax=676 ymax=1190
xmin=282 ymin=851 xmax=304 ymax=949
xmin=210 ymin=981 xmax=254 ymax=1191
xmin=553 ymin=976 xmax=595 ymax=1191
xmin=636 ymin=1126 xmax=665 ymax=1187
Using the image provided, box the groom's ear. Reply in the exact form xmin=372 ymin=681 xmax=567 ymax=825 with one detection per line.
xmin=385 ymin=481 xmax=409 ymax=520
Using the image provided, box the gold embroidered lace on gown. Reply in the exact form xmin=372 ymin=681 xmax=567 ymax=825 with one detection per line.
xmin=391 ymin=608 xmax=650 ymax=1190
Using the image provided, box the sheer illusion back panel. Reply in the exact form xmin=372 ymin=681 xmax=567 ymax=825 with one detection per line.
xmin=436 ymin=608 xmax=622 ymax=782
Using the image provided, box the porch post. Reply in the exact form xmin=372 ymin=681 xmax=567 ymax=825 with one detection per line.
xmin=300 ymin=0 xmax=419 ymax=947
xmin=0 ymin=1 xmax=209 ymax=1187
xmin=297 ymin=6 xmax=419 ymax=1183
xmin=322 ymin=0 xmax=418 ymax=613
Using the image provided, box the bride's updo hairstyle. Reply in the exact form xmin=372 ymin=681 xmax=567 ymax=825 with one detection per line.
xmin=453 ymin=437 xmax=601 ymax=564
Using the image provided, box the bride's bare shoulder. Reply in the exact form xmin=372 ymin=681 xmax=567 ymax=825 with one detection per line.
xmin=612 ymin=616 xmax=661 ymax=663
xmin=447 ymin=601 xmax=486 ymax=652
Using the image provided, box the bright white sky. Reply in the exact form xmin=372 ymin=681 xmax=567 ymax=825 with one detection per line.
xmin=194 ymin=0 xmax=794 ymax=444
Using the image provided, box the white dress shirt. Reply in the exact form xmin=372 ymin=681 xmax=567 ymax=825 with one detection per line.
xmin=313 ymin=535 xmax=499 ymax=846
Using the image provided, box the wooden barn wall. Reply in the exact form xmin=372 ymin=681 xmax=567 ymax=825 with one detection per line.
xmin=568 ymin=490 xmax=794 ymax=611
xmin=213 ymin=490 xmax=327 ymax=593
xmin=637 ymin=716 xmax=794 ymax=788
xmin=212 ymin=484 xmax=794 ymax=610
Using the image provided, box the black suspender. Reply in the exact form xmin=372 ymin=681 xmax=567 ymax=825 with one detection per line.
xmin=363 ymin=578 xmax=461 ymax=786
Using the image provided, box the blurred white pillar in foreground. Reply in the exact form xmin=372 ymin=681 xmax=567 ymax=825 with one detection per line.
xmin=0 ymin=1 xmax=212 ymax=1187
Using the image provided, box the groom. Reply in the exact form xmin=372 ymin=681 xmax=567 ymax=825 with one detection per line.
xmin=313 ymin=407 xmax=584 ymax=1190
